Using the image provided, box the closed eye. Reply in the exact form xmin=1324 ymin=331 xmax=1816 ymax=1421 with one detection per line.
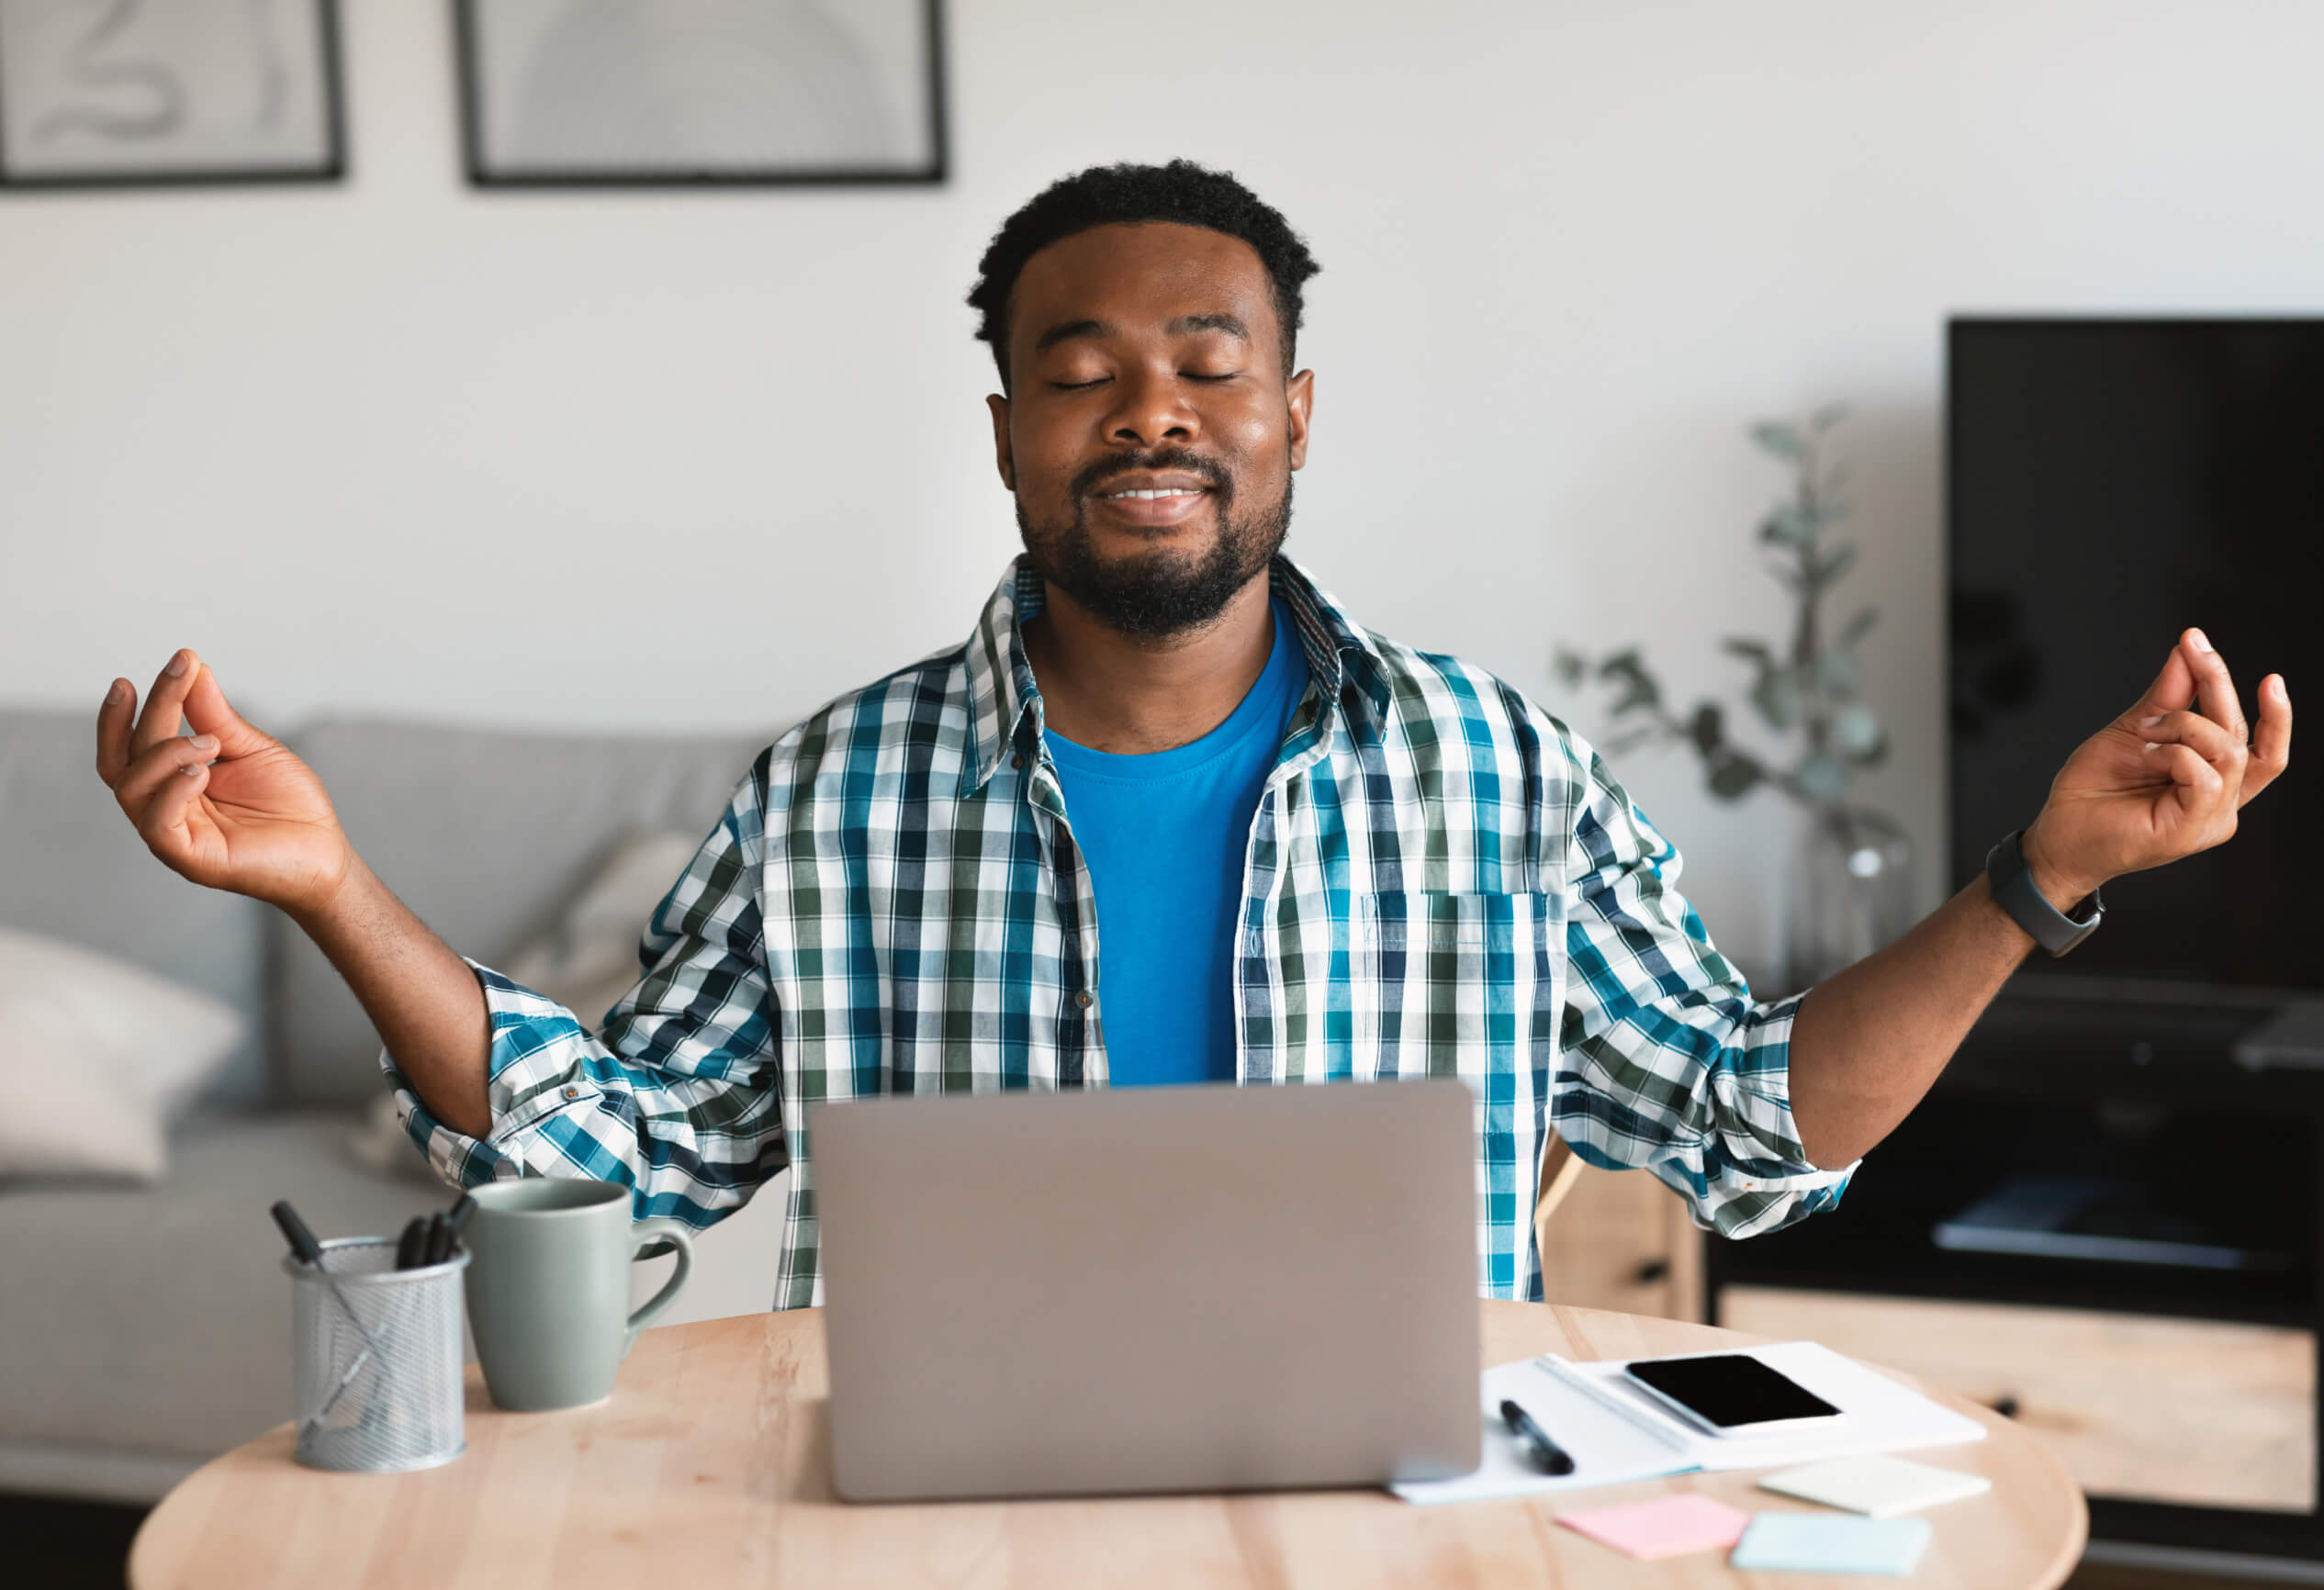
xmin=1185 ymin=371 xmax=1242 ymax=383
xmin=1050 ymin=376 xmax=1109 ymax=391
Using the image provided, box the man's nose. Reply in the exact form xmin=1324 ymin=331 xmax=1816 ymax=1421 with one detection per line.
xmin=1105 ymin=366 xmax=1198 ymax=446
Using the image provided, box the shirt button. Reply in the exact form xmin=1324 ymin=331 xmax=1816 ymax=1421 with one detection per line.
xmin=1011 ymin=754 xmax=1025 ymax=769
xmin=561 ymin=1085 xmax=580 ymax=1100
xmin=1075 ymin=991 xmax=1093 ymax=1008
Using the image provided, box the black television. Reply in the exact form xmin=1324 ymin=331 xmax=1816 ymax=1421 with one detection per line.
xmin=1948 ymin=318 xmax=2321 ymax=998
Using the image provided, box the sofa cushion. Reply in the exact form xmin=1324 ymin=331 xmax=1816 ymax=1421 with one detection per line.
xmin=275 ymin=719 xmax=770 ymax=1105
xmin=0 ymin=710 xmax=267 ymax=1105
xmin=501 ymin=828 xmax=709 ymax=1031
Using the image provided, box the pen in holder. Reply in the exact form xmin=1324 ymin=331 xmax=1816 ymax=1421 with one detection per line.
xmin=283 ymin=1237 xmax=468 ymax=1472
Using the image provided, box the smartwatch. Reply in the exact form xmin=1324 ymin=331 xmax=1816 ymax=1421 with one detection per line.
xmin=1985 ymin=828 xmax=2105 ymax=957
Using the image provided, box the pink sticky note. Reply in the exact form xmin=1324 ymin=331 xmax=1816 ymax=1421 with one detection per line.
xmin=1557 ymin=1494 xmax=1754 ymax=1560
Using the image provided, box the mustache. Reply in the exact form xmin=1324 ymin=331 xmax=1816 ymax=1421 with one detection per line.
xmin=1070 ymin=447 xmax=1233 ymax=502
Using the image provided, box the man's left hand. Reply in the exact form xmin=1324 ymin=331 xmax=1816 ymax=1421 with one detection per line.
xmin=2020 ymin=628 xmax=2293 ymax=908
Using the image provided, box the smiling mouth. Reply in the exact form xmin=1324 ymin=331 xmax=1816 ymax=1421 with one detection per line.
xmin=1097 ymin=487 xmax=1208 ymax=501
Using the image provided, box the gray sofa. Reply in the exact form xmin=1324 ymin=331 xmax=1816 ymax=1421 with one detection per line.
xmin=0 ymin=707 xmax=790 ymax=1503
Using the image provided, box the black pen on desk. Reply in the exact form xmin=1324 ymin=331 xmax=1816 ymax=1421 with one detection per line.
xmin=1499 ymin=1398 xmax=1576 ymax=1476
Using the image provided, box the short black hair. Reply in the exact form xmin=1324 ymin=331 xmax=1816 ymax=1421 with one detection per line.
xmin=968 ymin=159 xmax=1320 ymax=389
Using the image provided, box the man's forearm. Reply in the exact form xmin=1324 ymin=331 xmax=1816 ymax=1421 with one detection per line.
xmin=1785 ymin=869 xmax=2066 ymax=1169
xmin=287 ymin=858 xmax=494 ymax=1139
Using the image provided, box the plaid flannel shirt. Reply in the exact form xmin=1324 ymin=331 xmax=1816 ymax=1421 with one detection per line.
xmin=390 ymin=556 xmax=1851 ymax=1307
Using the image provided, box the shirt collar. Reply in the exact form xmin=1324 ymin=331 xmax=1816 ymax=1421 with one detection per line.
xmin=960 ymin=554 xmax=1391 ymax=796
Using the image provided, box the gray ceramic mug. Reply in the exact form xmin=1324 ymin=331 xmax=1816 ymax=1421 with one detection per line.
xmin=462 ymin=1179 xmax=694 ymax=1412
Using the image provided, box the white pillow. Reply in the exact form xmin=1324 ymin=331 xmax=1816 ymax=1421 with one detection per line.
xmin=348 ymin=829 xmax=702 ymax=1181
xmin=0 ymin=927 xmax=246 ymax=1181
xmin=501 ymin=828 xmax=706 ymax=1029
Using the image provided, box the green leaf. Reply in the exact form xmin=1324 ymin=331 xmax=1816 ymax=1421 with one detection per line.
xmin=1838 ymin=606 xmax=1879 ymax=649
xmin=1750 ymin=421 xmax=1802 ymax=460
xmin=1795 ymin=751 xmax=1850 ymax=802
xmin=1706 ymin=747 xmax=1766 ymax=801
xmin=1813 ymin=543 xmax=1858 ymax=588
xmin=1723 ymin=637 xmax=1776 ymax=670
xmin=1685 ymin=701 xmax=1724 ymax=756
xmin=1599 ymin=654 xmax=1661 ymax=715
xmin=1816 ymin=648 xmax=1860 ymax=697
xmin=1758 ymin=506 xmax=1813 ymax=546
xmin=1811 ymin=402 xmax=1849 ymax=431
xmin=1553 ymin=649 xmax=1587 ymax=687
xmin=1751 ymin=667 xmax=1802 ymax=730
xmin=1833 ymin=702 xmax=1883 ymax=756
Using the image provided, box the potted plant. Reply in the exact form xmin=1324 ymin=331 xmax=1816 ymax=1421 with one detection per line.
xmin=1555 ymin=407 xmax=1911 ymax=992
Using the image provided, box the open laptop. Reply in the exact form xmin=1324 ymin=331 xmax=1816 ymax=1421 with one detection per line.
xmin=815 ymin=1077 xmax=1484 ymax=1502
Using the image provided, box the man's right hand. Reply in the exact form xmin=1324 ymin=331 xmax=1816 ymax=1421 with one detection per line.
xmin=96 ymin=649 xmax=355 ymax=921
xmin=96 ymin=648 xmax=496 ymax=1137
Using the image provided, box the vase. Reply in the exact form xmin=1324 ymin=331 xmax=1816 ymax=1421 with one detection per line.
xmin=1784 ymin=806 xmax=1915 ymax=992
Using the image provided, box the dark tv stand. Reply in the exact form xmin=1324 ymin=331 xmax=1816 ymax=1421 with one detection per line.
xmin=2238 ymin=1002 xmax=2324 ymax=1070
xmin=1709 ymin=979 xmax=2324 ymax=1563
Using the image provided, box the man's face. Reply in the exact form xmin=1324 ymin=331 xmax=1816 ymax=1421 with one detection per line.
xmin=989 ymin=222 xmax=1314 ymax=638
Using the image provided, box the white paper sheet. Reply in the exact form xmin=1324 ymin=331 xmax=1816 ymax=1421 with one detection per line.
xmin=1391 ymin=1357 xmax=1696 ymax=1504
xmin=1391 ymin=1341 xmax=1987 ymax=1506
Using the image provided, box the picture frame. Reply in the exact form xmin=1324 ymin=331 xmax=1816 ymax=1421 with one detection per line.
xmin=455 ymin=0 xmax=947 ymax=189
xmin=0 ymin=0 xmax=344 ymax=189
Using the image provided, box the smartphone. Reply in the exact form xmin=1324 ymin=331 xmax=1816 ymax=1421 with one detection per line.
xmin=1622 ymin=1352 xmax=1843 ymax=1434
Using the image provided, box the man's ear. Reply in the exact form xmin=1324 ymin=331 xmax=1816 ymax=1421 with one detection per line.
xmin=987 ymin=392 xmax=1016 ymax=490
xmin=1285 ymin=369 xmax=1315 ymax=472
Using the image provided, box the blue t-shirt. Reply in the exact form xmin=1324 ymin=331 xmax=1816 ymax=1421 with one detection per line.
xmin=1042 ymin=602 xmax=1309 ymax=1087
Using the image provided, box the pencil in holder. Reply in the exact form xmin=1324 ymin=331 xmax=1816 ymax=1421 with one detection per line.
xmin=284 ymin=1236 xmax=467 ymax=1472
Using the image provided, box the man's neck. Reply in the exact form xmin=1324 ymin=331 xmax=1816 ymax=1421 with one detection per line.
xmin=1023 ymin=575 xmax=1276 ymax=756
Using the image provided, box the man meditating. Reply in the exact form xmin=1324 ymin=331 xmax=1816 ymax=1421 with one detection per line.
xmin=94 ymin=162 xmax=2293 ymax=1306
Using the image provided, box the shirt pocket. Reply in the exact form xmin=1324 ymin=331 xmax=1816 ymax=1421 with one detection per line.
xmin=1354 ymin=890 xmax=1551 ymax=1081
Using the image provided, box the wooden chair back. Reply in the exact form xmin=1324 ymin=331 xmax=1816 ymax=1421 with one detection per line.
xmin=1533 ymin=1127 xmax=1587 ymax=1277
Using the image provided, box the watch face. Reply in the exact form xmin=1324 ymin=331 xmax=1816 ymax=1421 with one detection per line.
xmin=2058 ymin=893 xmax=2105 ymax=953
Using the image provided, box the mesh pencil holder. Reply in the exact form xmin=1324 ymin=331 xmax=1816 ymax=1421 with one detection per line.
xmin=283 ymin=1237 xmax=468 ymax=1473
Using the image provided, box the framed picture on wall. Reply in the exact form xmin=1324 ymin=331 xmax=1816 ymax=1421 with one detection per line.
xmin=0 ymin=0 xmax=343 ymax=187
xmin=456 ymin=0 xmax=947 ymax=188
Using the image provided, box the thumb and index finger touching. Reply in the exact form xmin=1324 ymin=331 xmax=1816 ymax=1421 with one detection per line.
xmin=95 ymin=649 xmax=264 ymax=789
xmin=2128 ymin=629 xmax=2247 ymax=733
xmin=181 ymin=658 xmax=265 ymax=755
xmin=2125 ymin=628 xmax=2292 ymax=806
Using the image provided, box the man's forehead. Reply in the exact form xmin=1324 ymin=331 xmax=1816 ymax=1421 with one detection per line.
xmin=1011 ymin=222 xmax=1277 ymax=341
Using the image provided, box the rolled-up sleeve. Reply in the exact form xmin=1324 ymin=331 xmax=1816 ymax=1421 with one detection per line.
xmin=381 ymin=761 xmax=788 ymax=1229
xmin=1552 ymin=745 xmax=1854 ymax=1237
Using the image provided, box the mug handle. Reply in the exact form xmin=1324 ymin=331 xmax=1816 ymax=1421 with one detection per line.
xmin=623 ymin=1218 xmax=695 ymax=1356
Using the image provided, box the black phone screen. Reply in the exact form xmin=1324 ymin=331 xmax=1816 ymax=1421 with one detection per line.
xmin=1624 ymin=1354 xmax=1840 ymax=1428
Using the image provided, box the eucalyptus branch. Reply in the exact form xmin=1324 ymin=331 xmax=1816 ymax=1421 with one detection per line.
xmin=1553 ymin=408 xmax=1887 ymax=816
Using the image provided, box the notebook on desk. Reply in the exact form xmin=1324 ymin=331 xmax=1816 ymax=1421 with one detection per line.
xmin=1395 ymin=1340 xmax=1988 ymax=1505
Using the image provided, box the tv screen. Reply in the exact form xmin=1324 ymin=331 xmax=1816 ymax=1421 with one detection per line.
xmin=1948 ymin=319 xmax=2321 ymax=996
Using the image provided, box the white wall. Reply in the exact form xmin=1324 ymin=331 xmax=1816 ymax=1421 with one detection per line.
xmin=7 ymin=0 xmax=2322 ymax=976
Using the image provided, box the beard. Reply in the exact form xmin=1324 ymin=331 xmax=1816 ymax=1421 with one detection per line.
xmin=1015 ymin=447 xmax=1294 ymax=638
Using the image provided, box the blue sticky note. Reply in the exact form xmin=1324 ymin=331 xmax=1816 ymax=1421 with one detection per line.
xmin=1731 ymin=1513 xmax=1933 ymax=1575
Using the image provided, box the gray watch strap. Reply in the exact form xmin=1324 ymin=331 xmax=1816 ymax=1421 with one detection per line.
xmin=1985 ymin=828 xmax=2104 ymax=957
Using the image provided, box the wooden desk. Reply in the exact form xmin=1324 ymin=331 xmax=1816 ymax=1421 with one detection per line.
xmin=130 ymin=1302 xmax=2085 ymax=1589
